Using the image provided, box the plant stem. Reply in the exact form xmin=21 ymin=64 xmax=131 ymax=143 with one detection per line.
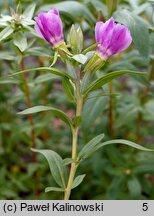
xmin=20 ymin=59 xmax=40 ymax=196
xmin=64 ymin=71 xmax=83 ymax=200
xmin=108 ymin=81 xmax=115 ymax=138
xmin=20 ymin=59 xmax=36 ymax=162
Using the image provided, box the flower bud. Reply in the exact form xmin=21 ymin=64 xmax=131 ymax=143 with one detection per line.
xmin=68 ymin=25 xmax=83 ymax=54
xmin=95 ymin=17 xmax=132 ymax=60
xmin=34 ymin=8 xmax=64 ymax=47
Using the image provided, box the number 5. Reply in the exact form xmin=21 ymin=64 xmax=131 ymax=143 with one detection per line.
xmin=142 ymin=203 xmax=148 ymax=211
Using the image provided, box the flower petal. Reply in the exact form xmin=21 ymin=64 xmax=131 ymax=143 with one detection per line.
xmin=108 ymin=24 xmax=132 ymax=55
xmin=95 ymin=17 xmax=115 ymax=43
xmin=34 ymin=8 xmax=64 ymax=46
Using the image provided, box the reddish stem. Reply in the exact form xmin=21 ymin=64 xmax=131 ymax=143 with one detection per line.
xmin=20 ymin=59 xmax=36 ymax=162
xmin=20 ymin=59 xmax=40 ymax=196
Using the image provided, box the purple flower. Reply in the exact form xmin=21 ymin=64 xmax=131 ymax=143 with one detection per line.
xmin=34 ymin=8 xmax=64 ymax=47
xmin=95 ymin=17 xmax=132 ymax=59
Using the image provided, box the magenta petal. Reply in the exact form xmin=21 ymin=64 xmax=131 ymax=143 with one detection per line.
xmin=108 ymin=24 xmax=132 ymax=55
xmin=95 ymin=17 xmax=132 ymax=59
xmin=34 ymin=22 xmax=44 ymax=39
xmin=34 ymin=8 xmax=64 ymax=46
xmin=95 ymin=18 xmax=115 ymax=43
xmin=48 ymin=8 xmax=59 ymax=16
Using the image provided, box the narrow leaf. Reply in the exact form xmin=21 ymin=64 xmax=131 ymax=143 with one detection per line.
xmin=32 ymin=149 xmax=68 ymax=189
xmin=23 ymin=3 xmax=36 ymax=19
xmin=127 ymin=177 xmax=141 ymax=199
xmin=34 ymin=73 xmax=59 ymax=84
xmin=49 ymin=51 xmax=58 ymax=67
xmin=96 ymin=139 xmax=154 ymax=152
xmin=13 ymin=31 xmax=27 ymax=52
xmin=72 ymin=174 xmax=86 ymax=189
xmin=63 ymin=158 xmax=74 ymax=165
xmin=83 ymin=70 xmax=147 ymax=98
xmin=62 ymin=77 xmax=74 ymax=102
xmin=0 ymin=26 xmax=13 ymax=41
xmin=17 ymin=105 xmax=73 ymax=128
xmin=10 ymin=67 xmax=72 ymax=79
xmin=78 ymin=133 xmax=104 ymax=160
xmin=45 ymin=187 xmax=64 ymax=193
xmin=0 ymin=77 xmax=17 ymax=84
xmin=82 ymin=43 xmax=99 ymax=54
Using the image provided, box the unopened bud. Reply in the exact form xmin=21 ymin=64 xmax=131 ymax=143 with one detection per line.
xmin=68 ymin=25 xmax=83 ymax=54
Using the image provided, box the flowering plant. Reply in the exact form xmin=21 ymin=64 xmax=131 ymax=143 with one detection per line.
xmin=9 ymin=7 xmax=153 ymax=200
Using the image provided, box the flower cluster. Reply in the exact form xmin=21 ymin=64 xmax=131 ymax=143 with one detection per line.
xmin=34 ymin=8 xmax=132 ymax=61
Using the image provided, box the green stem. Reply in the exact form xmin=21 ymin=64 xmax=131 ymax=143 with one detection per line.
xmin=64 ymin=72 xmax=83 ymax=200
xmin=108 ymin=81 xmax=115 ymax=138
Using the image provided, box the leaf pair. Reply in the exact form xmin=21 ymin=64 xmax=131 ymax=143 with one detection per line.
xmin=32 ymin=149 xmax=85 ymax=193
xmin=79 ymin=134 xmax=154 ymax=161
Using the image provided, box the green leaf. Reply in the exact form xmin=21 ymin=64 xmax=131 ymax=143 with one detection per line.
xmin=10 ymin=67 xmax=72 ymax=79
xmin=34 ymin=73 xmax=59 ymax=84
xmin=82 ymin=94 xmax=108 ymax=130
xmin=17 ymin=106 xmax=73 ymax=128
xmin=49 ymin=51 xmax=58 ymax=67
xmin=83 ymin=70 xmax=147 ymax=98
xmin=106 ymin=176 xmax=126 ymax=199
xmin=0 ymin=51 xmax=15 ymax=60
xmin=78 ymin=133 xmax=104 ymax=160
xmin=127 ymin=177 xmax=141 ymax=199
xmin=81 ymin=71 xmax=93 ymax=93
xmin=73 ymin=116 xmax=81 ymax=128
xmin=114 ymin=10 xmax=150 ymax=57
xmin=0 ymin=77 xmax=17 ymax=84
xmin=134 ymin=162 xmax=154 ymax=174
xmin=72 ymin=54 xmax=87 ymax=64
xmin=23 ymin=3 xmax=36 ymax=19
xmin=40 ymin=1 xmax=95 ymax=26
xmin=62 ymin=77 xmax=74 ymax=102
xmin=63 ymin=158 xmax=74 ymax=165
xmin=13 ymin=31 xmax=27 ymax=52
xmin=0 ymin=26 xmax=13 ymax=41
xmin=96 ymin=139 xmax=154 ymax=152
xmin=72 ymin=174 xmax=86 ymax=189
xmin=45 ymin=187 xmax=64 ymax=193
xmin=82 ymin=43 xmax=99 ymax=54
xmin=66 ymin=59 xmax=77 ymax=79
xmin=31 ymin=149 xmax=68 ymax=189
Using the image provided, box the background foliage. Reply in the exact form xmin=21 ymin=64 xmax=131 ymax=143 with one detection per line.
xmin=0 ymin=0 xmax=154 ymax=199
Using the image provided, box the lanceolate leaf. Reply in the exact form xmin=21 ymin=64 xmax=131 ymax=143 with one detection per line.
xmin=78 ymin=133 xmax=104 ymax=160
xmin=72 ymin=174 xmax=86 ymax=189
xmin=82 ymin=43 xmax=99 ymax=54
xmin=63 ymin=158 xmax=74 ymax=165
xmin=31 ymin=149 xmax=68 ymax=189
xmin=0 ymin=26 xmax=13 ymax=41
xmin=127 ymin=177 xmax=141 ymax=199
xmin=83 ymin=70 xmax=147 ymax=98
xmin=62 ymin=77 xmax=74 ymax=102
xmin=45 ymin=187 xmax=64 ymax=193
xmin=79 ymin=138 xmax=154 ymax=161
xmin=17 ymin=105 xmax=73 ymax=128
xmin=23 ymin=3 xmax=36 ymax=19
xmin=10 ymin=67 xmax=73 ymax=79
xmin=13 ymin=31 xmax=27 ymax=52
xmin=96 ymin=139 xmax=154 ymax=152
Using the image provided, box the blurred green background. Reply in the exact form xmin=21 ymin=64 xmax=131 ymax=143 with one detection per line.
xmin=0 ymin=0 xmax=154 ymax=199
